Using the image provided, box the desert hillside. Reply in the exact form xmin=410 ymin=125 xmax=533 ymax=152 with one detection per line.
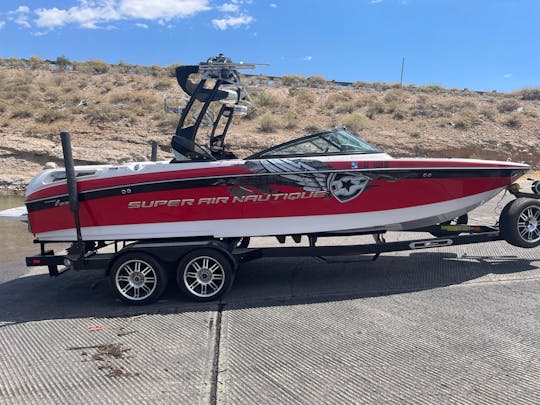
xmin=1 ymin=57 xmax=539 ymax=195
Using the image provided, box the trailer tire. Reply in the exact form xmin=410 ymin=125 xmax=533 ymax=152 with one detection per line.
xmin=500 ymin=198 xmax=540 ymax=248
xmin=177 ymin=249 xmax=235 ymax=302
xmin=110 ymin=253 xmax=168 ymax=305
xmin=532 ymin=180 xmax=540 ymax=195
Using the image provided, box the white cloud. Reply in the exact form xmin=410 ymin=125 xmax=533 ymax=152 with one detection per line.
xmin=8 ymin=5 xmax=32 ymax=28
xmin=303 ymin=56 xmax=313 ymax=61
xmin=7 ymin=0 xmax=256 ymax=32
xmin=35 ymin=8 xmax=72 ymax=28
xmin=270 ymin=3 xmax=277 ymax=8
xmin=503 ymin=73 xmax=512 ymax=79
xmin=0 ymin=21 xmax=5 ymax=29
xmin=212 ymin=14 xmax=254 ymax=30
xmin=35 ymin=1 xmax=121 ymax=29
xmin=17 ymin=0 xmax=210 ymax=30
xmin=371 ymin=0 xmax=383 ymax=3
xmin=119 ymin=0 xmax=210 ymax=20
xmin=218 ymin=3 xmax=240 ymax=13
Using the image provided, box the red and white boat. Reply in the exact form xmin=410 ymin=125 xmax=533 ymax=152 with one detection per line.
xmin=19 ymin=133 xmax=527 ymax=242
xmin=2 ymin=55 xmax=540 ymax=305
xmin=0 ymin=55 xmax=532 ymax=243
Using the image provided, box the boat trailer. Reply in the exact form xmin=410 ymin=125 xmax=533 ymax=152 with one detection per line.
xmin=23 ymin=132 xmax=540 ymax=304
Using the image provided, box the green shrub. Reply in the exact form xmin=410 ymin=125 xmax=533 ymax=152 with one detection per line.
xmin=154 ymin=78 xmax=172 ymax=91
xmin=335 ymin=102 xmax=356 ymax=114
xmin=28 ymin=56 xmax=45 ymax=69
xmin=80 ymin=59 xmax=110 ymax=74
xmin=325 ymin=90 xmax=358 ymax=110
xmin=352 ymin=81 xmax=370 ymax=89
xmin=149 ymin=65 xmax=165 ymax=77
xmin=307 ymin=75 xmax=326 ymax=87
xmin=55 ymin=55 xmax=70 ymax=70
xmin=503 ymin=114 xmax=522 ymax=129
xmin=166 ymin=64 xmax=180 ymax=77
xmin=11 ymin=105 xmax=34 ymax=119
xmin=366 ymin=101 xmax=385 ymax=118
xmin=497 ymin=99 xmax=519 ymax=113
xmin=86 ymin=104 xmax=124 ymax=124
xmin=419 ymin=84 xmax=445 ymax=93
xmin=345 ymin=112 xmax=368 ymax=133
xmin=392 ymin=110 xmax=405 ymax=120
xmin=259 ymin=113 xmax=279 ymax=132
xmin=36 ymin=109 xmax=67 ymax=123
xmin=154 ymin=111 xmax=179 ymax=130
xmin=383 ymin=89 xmax=405 ymax=104
xmin=453 ymin=111 xmax=479 ymax=130
xmin=24 ymin=123 xmax=64 ymax=140
xmin=108 ymin=90 xmax=132 ymax=104
xmin=285 ymin=111 xmax=298 ymax=129
xmin=305 ymin=124 xmax=321 ymax=133
xmin=281 ymin=74 xmax=306 ymax=87
xmin=479 ymin=108 xmax=496 ymax=121
xmin=289 ymin=88 xmax=315 ymax=104
xmin=516 ymin=88 xmax=540 ymax=101
xmin=257 ymin=91 xmax=280 ymax=107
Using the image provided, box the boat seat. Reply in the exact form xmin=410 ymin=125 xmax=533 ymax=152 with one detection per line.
xmin=171 ymin=135 xmax=215 ymax=162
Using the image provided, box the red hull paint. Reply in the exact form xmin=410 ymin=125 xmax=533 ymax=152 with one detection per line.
xmin=25 ymin=159 xmax=518 ymax=201
xmin=28 ymin=175 xmax=512 ymax=234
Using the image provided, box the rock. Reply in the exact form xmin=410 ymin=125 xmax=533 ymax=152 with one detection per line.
xmin=44 ymin=162 xmax=57 ymax=169
xmin=0 ymin=175 xmax=27 ymax=195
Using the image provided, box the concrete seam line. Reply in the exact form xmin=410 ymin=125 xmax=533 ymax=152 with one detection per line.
xmin=209 ymin=303 xmax=225 ymax=405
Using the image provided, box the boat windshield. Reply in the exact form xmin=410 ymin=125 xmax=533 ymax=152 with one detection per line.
xmin=248 ymin=128 xmax=382 ymax=159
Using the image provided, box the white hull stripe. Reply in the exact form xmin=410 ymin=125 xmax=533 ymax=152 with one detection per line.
xmin=35 ymin=188 xmax=503 ymax=241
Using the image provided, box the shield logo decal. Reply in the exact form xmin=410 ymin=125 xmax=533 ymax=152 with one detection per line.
xmin=327 ymin=173 xmax=370 ymax=203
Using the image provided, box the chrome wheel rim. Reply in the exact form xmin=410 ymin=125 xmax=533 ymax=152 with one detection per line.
xmin=517 ymin=206 xmax=540 ymax=243
xmin=183 ymin=256 xmax=225 ymax=298
xmin=115 ymin=259 xmax=157 ymax=301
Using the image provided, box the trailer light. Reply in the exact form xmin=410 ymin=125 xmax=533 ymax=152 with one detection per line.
xmin=32 ymin=259 xmax=40 ymax=265
xmin=509 ymin=183 xmax=520 ymax=193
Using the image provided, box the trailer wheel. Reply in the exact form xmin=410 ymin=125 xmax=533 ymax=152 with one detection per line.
xmin=500 ymin=198 xmax=540 ymax=248
xmin=110 ymin=253 xmax=168 ymax=305
xmin=430 ymin=214 xmax=468 ymax=237
xmin=177 ymin=249 xmax=234 ymax=301
xmin=532 ymin=180 xmax=540 ymax=195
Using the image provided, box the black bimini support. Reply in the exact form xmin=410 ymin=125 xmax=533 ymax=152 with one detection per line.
xmin=60 ymin=131 xmax=83 ymax=246
xmin=209 ymin=104 xmax=235 ymax=152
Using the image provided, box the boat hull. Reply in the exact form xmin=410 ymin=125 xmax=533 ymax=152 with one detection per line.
xmin=32 ymin=187 xmax=503 ymax=241
xmin=23 ymin=156 xmax=528 ymax=242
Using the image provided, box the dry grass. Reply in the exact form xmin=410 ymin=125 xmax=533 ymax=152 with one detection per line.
xmin=1 ymin=56 xmax=540 ymax=193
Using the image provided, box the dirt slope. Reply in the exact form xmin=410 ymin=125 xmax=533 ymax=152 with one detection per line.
xmin=1 ymin=58 xmax=539 ymax=195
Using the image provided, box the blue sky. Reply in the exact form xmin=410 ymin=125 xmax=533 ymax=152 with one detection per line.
xmin=0 ymin=0 xmax=539 ymax=92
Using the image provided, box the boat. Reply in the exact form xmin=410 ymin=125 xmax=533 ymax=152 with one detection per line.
xmin=0 ymin=55 xmax=532 ymax=243
xmin=3 ymin=54 xmax=540 ymax=305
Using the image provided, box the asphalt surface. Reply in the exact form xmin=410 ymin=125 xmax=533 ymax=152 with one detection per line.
xmin=0 ymin=196 xmax=539 ymax=404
